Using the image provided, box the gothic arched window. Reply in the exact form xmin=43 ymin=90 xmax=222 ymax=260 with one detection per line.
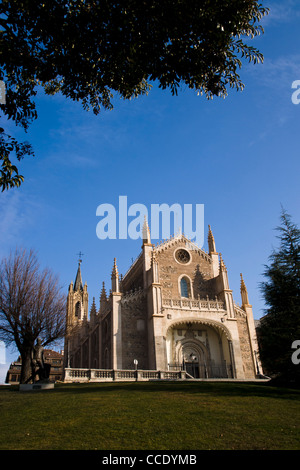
xmin=180 ymin=277 xmax=190 ymax=298
xmin=75 ymin=301 xmax=81 ymax=318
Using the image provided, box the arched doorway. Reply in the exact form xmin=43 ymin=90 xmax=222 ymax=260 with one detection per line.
xmin=166 ymin=319 xmax=234 ymax=378
xmin=181 ymin=341 xmax=208 ymax=378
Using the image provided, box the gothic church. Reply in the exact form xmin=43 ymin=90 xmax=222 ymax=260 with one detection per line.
xmin=64 ymin=222 xmax=262 ymax=379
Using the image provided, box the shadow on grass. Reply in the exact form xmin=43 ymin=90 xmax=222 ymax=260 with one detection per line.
xmin=27 ymin=380 xmax=300 ymax=401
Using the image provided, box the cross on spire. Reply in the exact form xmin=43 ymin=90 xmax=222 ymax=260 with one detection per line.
xmin=77 ymin=251 xmax=84 ymax=264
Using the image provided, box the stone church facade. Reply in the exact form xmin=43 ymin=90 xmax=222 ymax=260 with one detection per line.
xmin=64 ymin=222 xmax=262 ymax=380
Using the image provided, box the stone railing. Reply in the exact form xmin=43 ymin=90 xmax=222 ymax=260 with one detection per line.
xmin=121 ymin=251 xmax=143 ymax=281
xmin=162 ymin=298 xmax=225 ymax=311
xmin=121 ymin=286 xmax=146 ymax=304
xmin=64 ymin=368 xmax=187 ymax=383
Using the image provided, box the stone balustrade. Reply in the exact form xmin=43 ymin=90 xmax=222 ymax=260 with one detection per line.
xmin=162 ymin=298 xmax=225 ymax=311
xmin=64 ymin=368 xmax=187 ymax=383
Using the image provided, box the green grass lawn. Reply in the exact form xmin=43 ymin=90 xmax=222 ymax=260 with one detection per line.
xmin=0 ymin=381 xmax=299 ymax=450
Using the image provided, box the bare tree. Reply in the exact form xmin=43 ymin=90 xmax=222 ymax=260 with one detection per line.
xmin=0 ymin=248 xmax=66 ymax=384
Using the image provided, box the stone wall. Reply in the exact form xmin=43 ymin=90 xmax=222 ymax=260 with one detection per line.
xmin=156 ymin=243 xmax=217 ymax=299
xmin=91 ymin=325 xmax=100 ymax=369
xmin=101 ymin=312 xmax=112 ymax=368
xmin=121 ymin=293 xmax=148 ymax=369
xmin=236 ymin=312 xmax=256 ymax=378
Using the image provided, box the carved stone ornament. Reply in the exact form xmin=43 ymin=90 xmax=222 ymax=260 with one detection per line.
xmin=175 ymin=249 xmax=190 ymax=264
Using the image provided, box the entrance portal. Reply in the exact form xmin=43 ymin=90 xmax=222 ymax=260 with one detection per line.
xmin=182 ymin=344 xmax=207 ymax=378
xmin=184 ymin=361 xmax=199 ymax=378
xmin=167 ymin=321 xmax=234 ymax=379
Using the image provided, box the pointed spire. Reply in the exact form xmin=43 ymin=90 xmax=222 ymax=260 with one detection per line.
xmin=240 ymin=273 xmax=250 ymax=306
xmin=90 ymin=297 xmax=97 ymax=318
xmin=111 ymin=258 xmax=120 ymax=292
xmin=111 ymin=258 xmax=119 ymax=278
xmin=74 ymin=260 xmax=83 ymax=291
xmin=99 ymin=282 xmax=107 ymax=314
xmin=142 ymin=215 xmax=151 ymax=244
xmin=100 ymin=281 xmax=107 ymax=301
xmin=91 ymin=296 xmax=96 ymax=311
xmin=219 ymin=253 xmax=227 ymax=271
xmin=208 ymin=225 xmax=217 ymax=254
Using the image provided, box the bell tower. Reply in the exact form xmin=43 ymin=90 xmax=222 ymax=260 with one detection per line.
xmin=66 ymin=256 xmax=89 ymax=329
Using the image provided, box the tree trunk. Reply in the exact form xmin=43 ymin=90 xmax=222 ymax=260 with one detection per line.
xmin=20 ymin=349 xmax=33 ymax=384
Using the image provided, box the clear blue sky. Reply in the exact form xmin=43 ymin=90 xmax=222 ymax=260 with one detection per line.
xmin=1 ymin=1 xmax=300 ymax=382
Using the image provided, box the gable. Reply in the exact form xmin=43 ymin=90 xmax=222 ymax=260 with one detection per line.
xmin=154 ymin=236 xmax=218 ymax=299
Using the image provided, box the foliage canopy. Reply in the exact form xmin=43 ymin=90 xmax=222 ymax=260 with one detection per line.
xmin=0 ymin=1 xmax=269 ymax=189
